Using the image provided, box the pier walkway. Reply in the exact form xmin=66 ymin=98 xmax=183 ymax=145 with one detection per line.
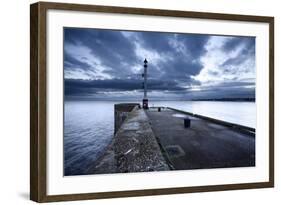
xmin=145 ymin=107 xmax=255 ymax=170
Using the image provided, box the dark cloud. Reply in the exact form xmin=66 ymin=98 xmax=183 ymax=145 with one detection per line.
xmin=176 ymin=34 xmax=209 ymax=57
xmin=136 ymin=32 xmax=172 ymax=53
xmin=221 ymin=37 xmax=255 ymax=68
xmin=135 ymin=32 xmax=209 ymax=80
xmin=185 ymin=80 xmax=255 ymax=100
xmin=64 ymin=78 xmax=188 ymax=96
xmin=64 ymin=52 xmax=93 ymax=71
xmin=158 ymin=56 xmax=203 ymax=80
xmin=222 ymin=37 xmax=254 ymax=51
xmin=65 ymin=79 xmax=254 ymax=100
xmin=64 ymin=28 xmax=139 ymax=77
xmin=137 ymin=32 xmax=209 ymax=57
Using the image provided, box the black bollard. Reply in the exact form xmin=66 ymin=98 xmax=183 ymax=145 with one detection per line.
xmin=184 ymin=118 xmax=191 ymax=128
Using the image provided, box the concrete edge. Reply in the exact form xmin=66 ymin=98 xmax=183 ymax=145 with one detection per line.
xmin=167 ymin=107 xmax=255 ymax=137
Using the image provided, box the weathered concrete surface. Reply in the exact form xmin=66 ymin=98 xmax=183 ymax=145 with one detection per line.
xmin=145 ymin=108 xmax=255 ymax=170
xmin=89 ymin=108 xmax=170 ymax=174
xmin=114 ymin=103 xmax=140 ymax=134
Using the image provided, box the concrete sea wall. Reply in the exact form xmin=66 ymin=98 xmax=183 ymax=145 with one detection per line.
xmin=89 ymin=104 xmax=170 ymax=174
xmin=114 ymin=103 xmax=140 ymax=134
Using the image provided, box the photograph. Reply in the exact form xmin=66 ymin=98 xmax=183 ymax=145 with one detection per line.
xmin=30 ymin=2 xmax=274 ymax=201
xmin=63 ymin=27 xmax=256 ymax=176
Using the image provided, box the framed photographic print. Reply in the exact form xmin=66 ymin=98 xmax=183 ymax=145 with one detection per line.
xmin=30 ymin=1 xmax=274 ymax=202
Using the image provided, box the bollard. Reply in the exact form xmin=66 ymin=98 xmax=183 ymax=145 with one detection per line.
xmin=184 ymin=118 xmax=191 ymax=128
xmin=158 ymin=107 xmax=161 ymax=112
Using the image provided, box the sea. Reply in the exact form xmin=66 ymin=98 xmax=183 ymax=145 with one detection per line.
xmin=64 ymin=100 xmax=256 ymax=175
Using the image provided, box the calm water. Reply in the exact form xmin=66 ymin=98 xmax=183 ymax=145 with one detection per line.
xmin=64 ymin=101 xmax=115 ymax=175
xmin=150 ymin=101 xmax=256 ymax=128
xmin=64 ymin=100 xmax=256 ymax=175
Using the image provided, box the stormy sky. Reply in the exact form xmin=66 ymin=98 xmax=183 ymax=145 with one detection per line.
xmin=64 ymin=27 xmax=255 ymax=101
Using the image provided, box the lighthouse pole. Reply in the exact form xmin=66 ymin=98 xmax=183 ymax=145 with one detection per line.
xmin=142 ymin=59 xmax=148 ymax=109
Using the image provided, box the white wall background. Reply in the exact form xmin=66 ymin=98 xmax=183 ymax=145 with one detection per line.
xmin=0 ymin=0 xmax=279 ymax=204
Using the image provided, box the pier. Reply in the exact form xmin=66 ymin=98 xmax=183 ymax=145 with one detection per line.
xmin=89 ymin=57 xmax=255 ymax=174
xmin=89 ymin=104 xmax=255 ymax=174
